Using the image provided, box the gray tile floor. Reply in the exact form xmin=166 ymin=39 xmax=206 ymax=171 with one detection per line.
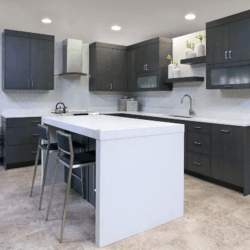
xmin=1 ymin=165 xmax=250 ymax=249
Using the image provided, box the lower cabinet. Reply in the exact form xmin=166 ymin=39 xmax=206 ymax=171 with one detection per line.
xmin=211 ymin=124 xmax=244 ymax=187
xmin=188 ymin=151 xmax=210 ymax=176
xmin=1 ymin=116 xmax=41 ymax=169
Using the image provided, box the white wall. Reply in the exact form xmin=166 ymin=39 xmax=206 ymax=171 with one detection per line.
xmin=134 ymin=30 xmax=250 ymax=117
xmin=0 ymin=36 xmax=122 ymax=116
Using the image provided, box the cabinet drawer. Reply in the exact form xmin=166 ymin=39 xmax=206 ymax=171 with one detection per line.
xmin=6 ymin=127 xmax=39 ymax=146
xmin=188 ymin=132 xmax=210 ymax=155
xmin=6 ymin=117 xmax=41 ymax=128
xmin=188 ymin=152 xmax=210 ymax=176
xmin=188 ymin=121 xmax=210 ymax=134
xmin=5 ymin=144 xmax=39 ymax=164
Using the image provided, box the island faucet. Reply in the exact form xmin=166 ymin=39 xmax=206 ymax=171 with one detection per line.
xmin=181 ymin=94 xmax=195 ymax=115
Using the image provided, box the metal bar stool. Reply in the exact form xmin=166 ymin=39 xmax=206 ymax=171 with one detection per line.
xmin=30 ymin=124 xmax=84 ymax=210
xmin=46 ymin=130 xmax=96 ymax=243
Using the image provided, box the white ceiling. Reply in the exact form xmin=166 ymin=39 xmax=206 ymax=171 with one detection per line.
xmin=0 ymin=0 xmax=250 ymax=45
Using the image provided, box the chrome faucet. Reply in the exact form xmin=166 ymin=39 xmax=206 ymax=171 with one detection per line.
xmin=181 ymin=94 xmax=195 ymax=115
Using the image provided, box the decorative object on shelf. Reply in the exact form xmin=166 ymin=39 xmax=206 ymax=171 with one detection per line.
xmin=185 ymin=41 xmax=193 ymax=59
xmin=167 ymin=55 xmax=175 ymax=79
xmin=196 ymin=34 xmax=206 ymax=57
xmin=189 ymin=42 xmax=196 ymax=58
xmin=174 ymin=61 xmax=180 ymax=78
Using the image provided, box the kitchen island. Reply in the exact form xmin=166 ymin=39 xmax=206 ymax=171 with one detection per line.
xmin=42 ymin=114 xmax=184 ymax=248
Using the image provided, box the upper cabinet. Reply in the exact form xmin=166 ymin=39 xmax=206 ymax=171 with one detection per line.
xmin=127 ymin=37 xmax=172 ymax=91
xmin=206 ymin=10 xmax=250 ymax=89
xmin=89 ymin=37 xmax=172 ymax=92
xmin=2 ymin=29 xmax=54 ymax=90
xmin=89 ymin=42 xmax=127 ymax=91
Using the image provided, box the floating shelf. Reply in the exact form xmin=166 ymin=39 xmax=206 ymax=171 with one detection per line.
xmin=165 ymin=76 xmax=204 ymax=83
xmin=180 ymin=56 xmax=206 ymax=65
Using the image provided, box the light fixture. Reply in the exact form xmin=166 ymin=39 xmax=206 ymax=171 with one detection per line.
xmin=42 ymin=18 xmax=52 ymax=24
xmin=185 ymin=14 xmax=196 ymax=20
xmin=111 ymin=25 xmax=121 ymax=31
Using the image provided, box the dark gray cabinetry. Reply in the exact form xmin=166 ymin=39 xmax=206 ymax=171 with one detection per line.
xmin=206 ymin=11 xmax=250 ymax=89
xmin=89 ymin=42 xmax=127 ymax=91
xmin=1 ymin=116 xmax=41 ymax=169
xmin=206 ymin=24 xmax=228 ymax=65
xmin=135 ymin=43 xmax=159 ymax=74
xmin=127 ymin=49 xmax=136 ymax=92
xmin=2 ymin=29 xmax=54 ymax=90
xmin=127 ymin=37 xmax=172 ymax=91
xmin=211 ymin=124 xmax=244 ymax=187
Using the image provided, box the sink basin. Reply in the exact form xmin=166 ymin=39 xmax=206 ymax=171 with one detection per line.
xmin=168 ymin=115 xmax=194 ymax=119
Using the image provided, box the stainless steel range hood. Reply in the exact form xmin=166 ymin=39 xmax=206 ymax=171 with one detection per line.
xmin=61 ymin=39 xmax=88 ymax=76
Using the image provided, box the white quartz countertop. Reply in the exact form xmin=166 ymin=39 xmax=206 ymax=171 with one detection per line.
xmin=42 ymin=115 xmax=184 ymax=141
xmin=2 ymin=108 xmax=250 ymax=126
xmin=102 ymin=111 xmax=250 ymax=127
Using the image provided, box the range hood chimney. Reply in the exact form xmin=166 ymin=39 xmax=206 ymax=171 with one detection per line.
xmin=62 ymin=39 xmax=88 ymax=76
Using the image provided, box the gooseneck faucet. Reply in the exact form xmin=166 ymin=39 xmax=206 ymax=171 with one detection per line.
xmin=181 ymin=94 xmax=195 ymax=115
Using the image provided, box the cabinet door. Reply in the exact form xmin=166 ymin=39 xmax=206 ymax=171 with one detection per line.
xmin=96 ymin=47 xmax=113 ymax=91
xmin=135 ymin=46 xmax=147 ymax=74
xmin=211 ymin=124 xmax=244 ymax=186
xmin=31 ymin=39 xmax=54 ymax=90
xmin=4 ymin=35 xmax=31 ymax=89
xmin=146 ymin=43 xmax=159 ymax=72
xmin=228 ymin=18 xmax=250 ymax=62
xmin=112 ymin=49 xmax=127 ymax=91
xmin=127 ymin=50 xmax=136 ymax=91
xmin=206 ymin=24 xmax=229 ymax=65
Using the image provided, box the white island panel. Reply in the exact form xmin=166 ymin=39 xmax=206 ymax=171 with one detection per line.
xmin=96 ymin=132 xmax=184 ymax=247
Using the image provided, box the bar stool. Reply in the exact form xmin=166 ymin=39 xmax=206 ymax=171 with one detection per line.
xmin=30 ymin=124 xmax=84 ymax=210
xmin=46 ymin=130 xmax=96 ymax=243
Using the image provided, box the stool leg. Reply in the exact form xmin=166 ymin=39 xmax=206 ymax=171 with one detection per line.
xmin=46 ymin=150 xmax=60 ymax=221
xmin=30 ymin=143 xmax=41 ymax=197
xmin=39 ymin=146 xmax=50 ymax=210
xmin=60 ymin=163 xmax=73 ymax=243
xmin=81 ymin=167 xmax=84 ymax=199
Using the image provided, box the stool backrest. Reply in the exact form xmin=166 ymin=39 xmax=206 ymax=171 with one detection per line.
xmin=38 ymin=124 xmax=49 ymax=141
xmin=56 ymin=131 xmax=73 ymax=155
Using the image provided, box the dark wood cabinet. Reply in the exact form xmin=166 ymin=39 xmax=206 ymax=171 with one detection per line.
xmin=89 ymin=42 xmax=127 ymax=91
xmin=135 ymin=43 xmax=159 ymax=74
xmin=1 ymin=116 xmax=41 ymax=169
xmin=2 ymin=29 xmax=54 ymax=90
xmin=127 ymin=49 xmax=136 ymax=92
xmin=127 ymin=37 xmax=172 ymax=91
xmin=211 ymin=124 xmax=244 ymax=187
xmin=31 ymin=39 xmax=54 ymax=90
xmin=206 ymin=11 xmax=250 ymax=89
xmin=206 ymin=24 xmax=228 ymax=65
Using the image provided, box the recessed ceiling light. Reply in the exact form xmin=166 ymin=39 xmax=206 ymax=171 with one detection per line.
xmin=42 ymin=18 xmax=52 ymax=24
xmin=111 ymin=26 xmax=121 ymax=31
xmin=185 ymin=14 xmax=196 ymax=20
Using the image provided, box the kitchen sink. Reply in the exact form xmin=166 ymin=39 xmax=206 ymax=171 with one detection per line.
xmin=168 ymin=115 xmax=194 ymax=119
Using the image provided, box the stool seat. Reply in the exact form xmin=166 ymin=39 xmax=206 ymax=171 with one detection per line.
xmin=40 ymin=141 xmax=84 ymax=152
xmin=59 ymin=152 xmax=95 ymax=167
xmin=40 ymin=143 xmax=58 ymax=151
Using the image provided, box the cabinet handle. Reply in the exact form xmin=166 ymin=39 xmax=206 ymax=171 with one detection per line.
xmin=32 ymin=151 xmax=38 ymax=154
xmin=221 ymin=130 xmax=230 ymax=133
xmin=110 ymin=83 xmax=113 ymax=90
xmin=224 ymin=85 xmax=232 ymax=88
xmin=194 ymin=126 xmax=201 ymax=129
xmin=145 ymin=64 xmax=148 ymax=71
xmin=229 ymin=50 xmax=232 ymax=59
xmin=194 ymin=162 xmax=201 ymax=166
xmin=194 ymin=142 xmax=201 ymax=145
xmin=32 ymin=134 xmax=39 ymax=136
xmin=225 ymin=51 xmax=228 ymax=59
xmin=143 ymin=65 xmax=146 ymax=71
xmin=32 ymin=121 xmax=40 ymax=123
